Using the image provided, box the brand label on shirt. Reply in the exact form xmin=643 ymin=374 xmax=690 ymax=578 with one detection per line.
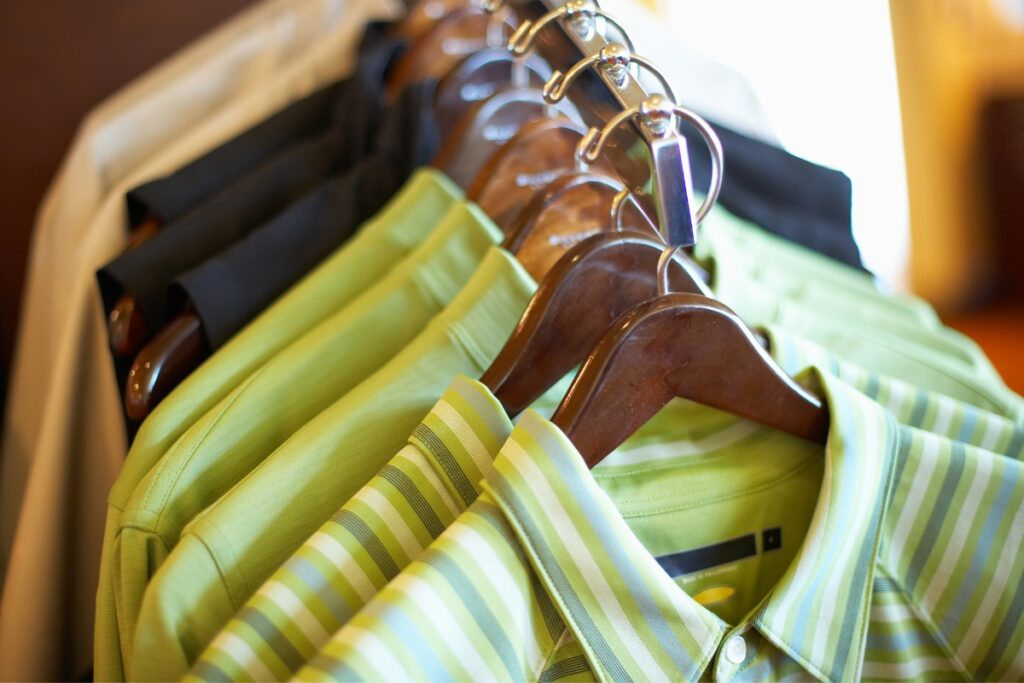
xmin=656 ymin=527 xmax=782 ymax=578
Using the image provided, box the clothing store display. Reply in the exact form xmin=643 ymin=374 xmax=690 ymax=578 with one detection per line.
xmin=98 ymin=27 xmax=405 ymax=349
xmin=3 ymin=1 xmax=1021 ymax=682
xmin=296 ymin=386 xmax=1024 ymax=682
xmin=189 ymin=355 xmax=1024 ymax=681
xmin=99 ymin=201 xmax=498 ymax=678
xmin=0 ymin=2 xmax=394 ymax=680
xmin=0 ymin=0 xmax=376 ymax=580
xmin=170 ymin=78 xmax=441 ymax=349
xmin=129 ymin=226 xmax=1016 ymax=679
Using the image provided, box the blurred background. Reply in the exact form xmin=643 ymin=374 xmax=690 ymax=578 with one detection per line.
xmin=1 ymin=0 xmax=1021 ymax=424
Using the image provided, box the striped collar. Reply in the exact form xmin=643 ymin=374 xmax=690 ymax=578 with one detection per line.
xmin=483 ymin=368 xmax=898 ymax=682
xmin=408 ymin=374 xmax=513 ymax=508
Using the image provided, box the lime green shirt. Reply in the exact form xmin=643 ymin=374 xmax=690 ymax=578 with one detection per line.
xmin=298 ymin=371 xmax=1024 ymax=682
xmin=129 ymin=247 xmax=538 ymax=680
xmin=94 ymin=169 xmax=460 ymax=681
xmin=103 ymin=200 xmax=498 ymax=678
xmin=696 ymin=209 xmax=1019 ymax=419
xmin=132 ymin=238 xmax=1017 ymax=680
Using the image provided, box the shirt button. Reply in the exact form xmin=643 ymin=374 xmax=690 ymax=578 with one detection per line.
xmin=724 ymin=635 xmax=747 ymax=664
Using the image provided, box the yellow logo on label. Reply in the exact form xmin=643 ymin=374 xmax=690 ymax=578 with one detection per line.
xmin=693 ymin=586 xmax=736 ymax=606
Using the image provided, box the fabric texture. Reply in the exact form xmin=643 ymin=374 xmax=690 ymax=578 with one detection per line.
xmin=297 ymin=371 xmax=1024 ymax=683
xmin=129 ymin=248 xmax=538 ymax=681
xmin=696 ymin=207 xmax=1023 ymax=421
xmin=102 ymin=201 xmax=499 ymax=677
xmin=0 ymin=2 xmax=398 ymax=680
xmin=169 ymin=76 xmax=441 ymax=349
xmin=685 ymin=119 xmax=865 ymax=270
xmin=97 ymin=30 xmax=406 ymax=397
xmin=95 ymin=169 xmax=456 ymax=682
xmin=190 ymin=346 xmax=1024 ymax=682
xmin=128 ymin=231 xmax=1016 ymax=680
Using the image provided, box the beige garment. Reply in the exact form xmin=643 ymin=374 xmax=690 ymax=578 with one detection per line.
xmin=1 ymin=0 xmax=360 ymax=579
xmin=0 ymin=1 xmax=397 ymax=679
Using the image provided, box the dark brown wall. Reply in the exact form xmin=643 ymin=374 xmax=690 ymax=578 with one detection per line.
xmin=0 ymin=1 xmax=256 ymax=418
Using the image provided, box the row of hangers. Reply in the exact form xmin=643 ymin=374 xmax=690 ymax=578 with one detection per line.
xmin=114 ymin=0 xmax=831 ymax=461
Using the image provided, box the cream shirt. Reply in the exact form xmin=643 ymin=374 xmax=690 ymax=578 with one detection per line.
xmin=0 ymin=1 xmax=396 ymax=679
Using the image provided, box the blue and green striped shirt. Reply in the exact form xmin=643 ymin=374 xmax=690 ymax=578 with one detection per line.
xmin=297 ymin=369 xmax=1024 ymax=682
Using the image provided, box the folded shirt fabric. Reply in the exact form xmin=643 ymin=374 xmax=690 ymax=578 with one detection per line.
xmin=295 ymin=371 xmax=1024 ymax=682
xmin=188 ymin=345 xmax=1024 ymax=681
xmin=100 ymin=201 xmax=498 ymax=678
xmin=168 ymin=77 xmax=441 ymax=350
xmin=685 ymin=118 xmax=863 ymax=270
xmin=94 ymin=168 xmax=459 ymax=682
xmin=129 ymin=225 xmax=1014 ymax=679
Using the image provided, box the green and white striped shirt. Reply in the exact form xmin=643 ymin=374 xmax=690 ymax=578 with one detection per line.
xmin=296 ymin=369 xmax=1024 ymax=682
xmin=190 ymin=328 xmax=1024 ymax=682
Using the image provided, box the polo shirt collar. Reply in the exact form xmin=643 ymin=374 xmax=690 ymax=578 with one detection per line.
xmin=484 ymin=368 xmax=898 ymax=683
xmin=409 ymin=375 xmax=513 ymax=508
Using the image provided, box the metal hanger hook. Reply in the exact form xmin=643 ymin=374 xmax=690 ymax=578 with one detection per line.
xmin=579 ymin=94 xmax=724 ymax=226
xmin=656 ymin=245 xmax=682 ymax=296
xmin=508 ymin=0 xmax=633 ymax=56
xmin=543 ymin=43 xmax=674 ymax=104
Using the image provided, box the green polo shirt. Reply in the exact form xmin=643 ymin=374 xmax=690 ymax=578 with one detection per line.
xmin=94 ymin=169 xmax=460 ymax=681
xmin=189 ymin=337 xmax=1024 ymax=682
xmin=297 ymin=371 xmax=1024 ymax=682
xmin=104 ymin=199 xmax=499 ymax=679
xmin=129 ymin=247 xmax=539 ymax=681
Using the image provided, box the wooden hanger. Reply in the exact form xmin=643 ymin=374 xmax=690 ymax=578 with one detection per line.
xmin=433 ymin=48 xmax=553 ymax=139
xmin=550 ymin=290 xmax=830 ymax=468
xmin=386 ymin=6 xmax=516 ymax=95
xmin=481 ymin=230 xmax=710 ymax=416
xmin=468 ymin=116 xmax=601 ymax=233
xmin=431 ymin=86 xmax=581 ymax=189
xmin=503 ymin=172 xmax=662 ymax=280
xmin=124 ymin=308 xmax=209 ymax=420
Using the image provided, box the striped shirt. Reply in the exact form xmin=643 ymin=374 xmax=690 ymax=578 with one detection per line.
xmin=191 ymin=334 xmax=1024 ymax=681
xmin=296 ymin=370 xmax=1024 ymax=682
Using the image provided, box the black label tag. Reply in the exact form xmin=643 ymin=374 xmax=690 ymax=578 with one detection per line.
xmin=656 ymin=528 xmax=783 ymax=577
xmin=762 ymin=527 xmax=782 ymax=552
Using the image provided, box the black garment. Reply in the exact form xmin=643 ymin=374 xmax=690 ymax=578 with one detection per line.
xmin=681 ymin=120 xmax=864 ymax=271
xmin=124 ymin=22 xmax=395 ymax=228
xmin=98 ymin=32 xmax=404 ymax=331
xmin=169 ymin=79 xmax=441 ymax=349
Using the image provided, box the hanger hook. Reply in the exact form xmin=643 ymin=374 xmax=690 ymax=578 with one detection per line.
xmin=509 ymin=1 xmax=633 ymax=56
xmin=543 ymin=43 xmax=675 ymax=104
xmin=609 ymin=188 xmax=630 ymax=232
xmin=577 ymin=94 xmax=723 ymax=227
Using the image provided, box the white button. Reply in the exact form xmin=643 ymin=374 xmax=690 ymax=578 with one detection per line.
xmin=724 ymin=635 xmax=747 ymax=664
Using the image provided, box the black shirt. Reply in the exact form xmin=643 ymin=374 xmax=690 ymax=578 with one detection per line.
xmin=97 ymin=31 xmax=405 ymax=333
xmin=681 ymin=120 xmax=864 ymax=271
xmin=123 ymin=22 xmax=396 ymax=228
xmin=168 ymin=79 xmax=442 ymax=349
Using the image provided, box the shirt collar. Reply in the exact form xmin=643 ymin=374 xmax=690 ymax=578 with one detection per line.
xmin=484 ymin=368 xmax=898 ymax=683
xmin=409 ymin=375 xmax=513 ymax=508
